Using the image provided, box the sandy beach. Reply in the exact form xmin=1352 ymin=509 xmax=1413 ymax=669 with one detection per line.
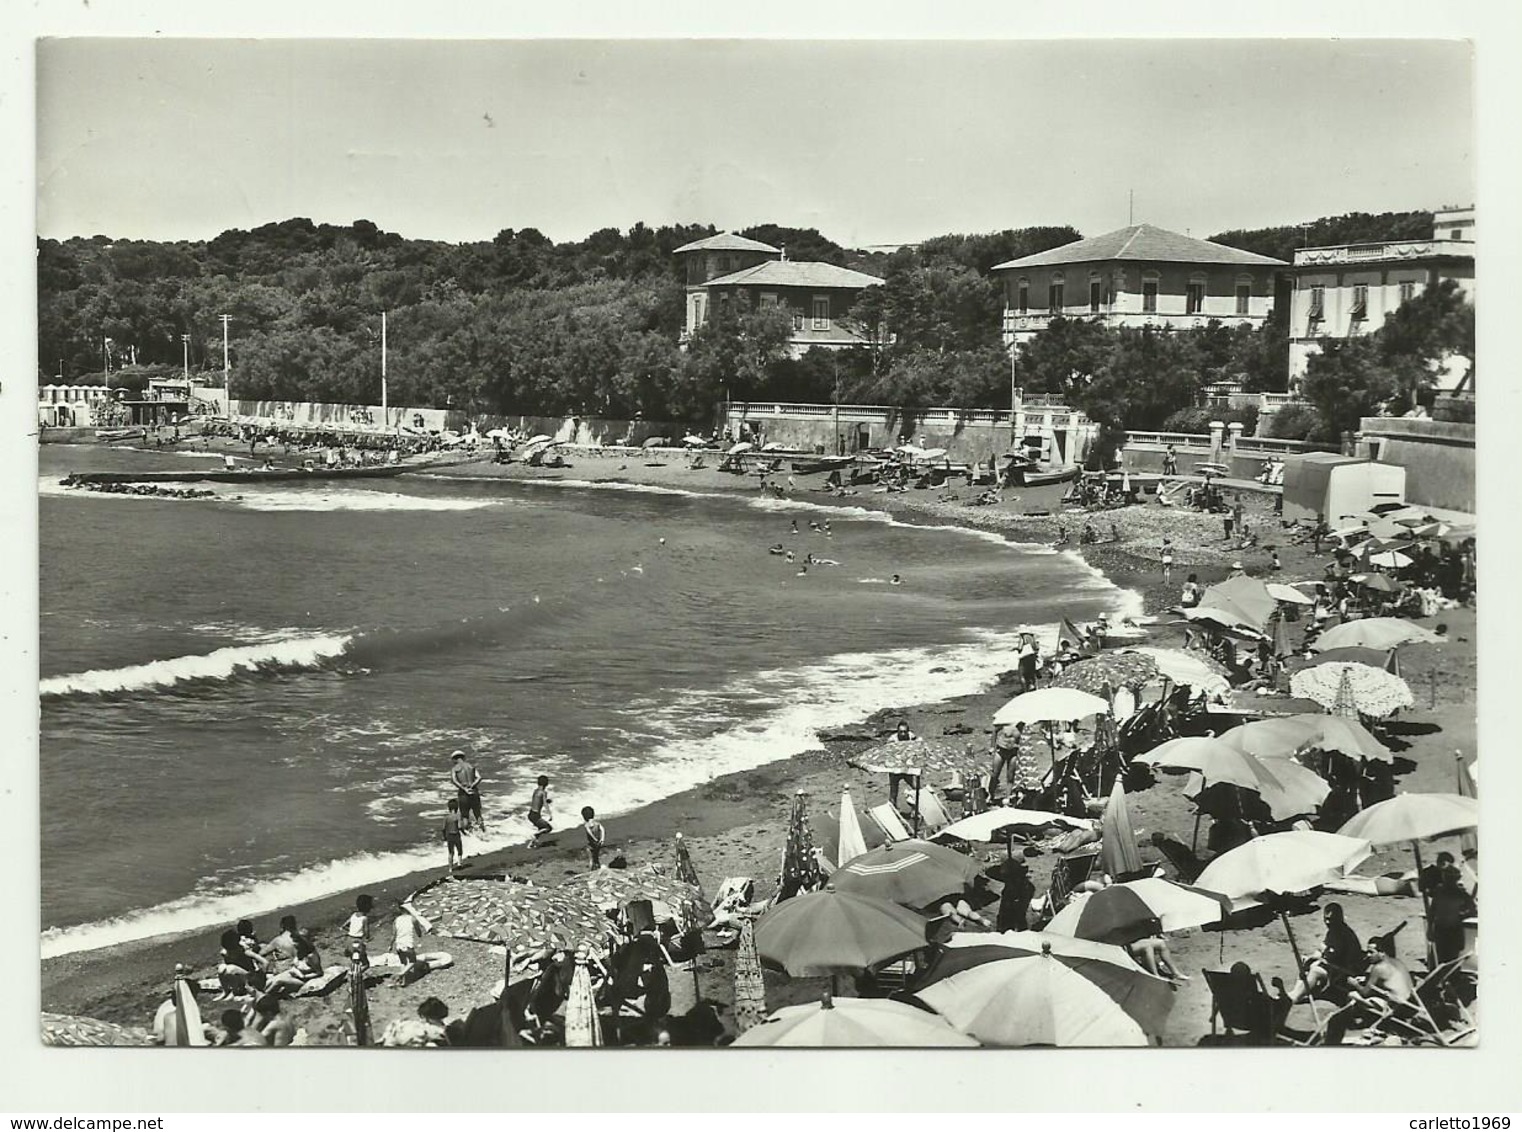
xmin=40 ymin=446 xmax=1478 ymax=1047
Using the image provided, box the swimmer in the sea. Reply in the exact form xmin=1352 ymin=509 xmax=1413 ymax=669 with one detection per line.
xmin=891 ymin=574 xmax=902 ymax=586
xmin=790 ymin=520 xmax=799 ymax=535
xmin=785 ymin=550 xmax=795 ymax=562
xmin=797 ymin=564 xmax=809 ymax=576
xmin=814 ymin=558 xmax=841 ymax=566
xmin=769 ymin=544 xmax=785 ymax=555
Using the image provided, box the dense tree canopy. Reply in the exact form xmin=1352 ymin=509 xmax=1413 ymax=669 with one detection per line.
xmin=1208 ymin=210 xmax=1434 ymax=263
xmin=40 ymin=209 xmax=1454 ymax=433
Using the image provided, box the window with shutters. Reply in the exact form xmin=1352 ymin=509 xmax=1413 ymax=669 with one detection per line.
xmin=1049 ymin=281 xmax=1065 ymax=312
xmin=1016 ymin=280 xmax=1029 ymax=314
xmin=1186 ymin=280 xmax=1206 ymax=315
xmin=1399 ymin=281 xmax=1415 ymax=304
xmin=1351 ymin=284 xmax=1369 ymax=320
xmin=811 ymin=296 xmax=830 ymax=330
xmin=1235 ymin=281 xmax=1251 ymax=315
xmin=1308 ymin=286 xmax=1325 ymax=319
xmin=1089 ymin=278 xmax=1104 ymax=314
xmin=1142 ymin=276 xmax=1159 ymax=313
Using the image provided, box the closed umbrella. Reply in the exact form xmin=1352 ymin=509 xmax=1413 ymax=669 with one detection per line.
xmin=992 ymin=687 xmax=1109 ymax=727
xmin=349 ymin=941 xmax=371 ymax=1046
xmin=777 ymin=791 xmax=824 ymax=902
xmin=1291 ymin=662 xmax=1414 ymax=718
xmin=837 ymin=787 xmax=868 ymax=868
xmin=1099 ymin=778 xmax=1142 ymax=880
xmin=673 ymin=833 xmax=704 ymax=898
xmin=732 ymin=994 xmax=977 ymax=1048
xmin=732 ymin=918 xmax=768 ymax=1035
xmin=936 ymin=807 xmax=1093 ymax=843
xmin=1046 ymin=878 xmax=1232 ymax=943
xmin=562 ymin=954 xmax=604 ymax=1048
xmin=831 ymin=839 xmax=982 ymax=911
xmin=914 ymin=934 xmax=1173 ymax=1046
xmin=165 ymin=965 xmax=208 ymax=1047
xmin=1312 ymin=618 xmax=1442 ymax=651
xmin=1455 ymin=754 xmax=1478 ymax=860
xmin=754 ymin=886 xmax=928 ymax=978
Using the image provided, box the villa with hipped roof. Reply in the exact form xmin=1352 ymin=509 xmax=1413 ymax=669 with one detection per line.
xmin=992 ymin=223 xmax=1287 ymax=348
xmin=674 ymin=232 xmax=884 ymax=357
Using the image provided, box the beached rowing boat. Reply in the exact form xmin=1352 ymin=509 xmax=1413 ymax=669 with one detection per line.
xmin=61 ymin=459 xmax=453 ymax=487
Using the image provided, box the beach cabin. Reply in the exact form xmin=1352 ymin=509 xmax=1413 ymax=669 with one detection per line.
xmin=1282 ymin=453 xmax=1407 ymax=525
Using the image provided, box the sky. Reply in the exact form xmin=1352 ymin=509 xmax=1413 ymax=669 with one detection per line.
xmin=35 ymin=38 xmax=1474 ymax=248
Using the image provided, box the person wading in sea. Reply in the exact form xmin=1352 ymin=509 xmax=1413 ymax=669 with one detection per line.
xmin=449 ymin=751 xmax=485 ymax=835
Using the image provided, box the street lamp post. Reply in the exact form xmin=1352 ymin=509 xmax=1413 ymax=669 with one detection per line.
xmin=220 ymin=314 xmax=231 ymax=420
xmin=181 ymin=334 xmax=191 ymax=378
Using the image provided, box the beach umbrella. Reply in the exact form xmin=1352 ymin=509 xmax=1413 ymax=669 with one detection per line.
xmin=410 ymin=877 xmax=611 ymax=953
xmin=1337 ymin=793 xmax=1479 ymax=847
xmin=936 ymin=806 xmax=1093 ymax=843
xmin=1180 ymin=746 xmax=1330 ymax=822
xmin=1099 ymin=778 xmax=1143 ymax=879
xmin=914 ymin=934 xmax=1173 ymax=1047
xmin=562 ymin=955 xmax=604 ymax=1048
xmin=1120 ymin=647 xmax=1231 ymax=699
xmin=992 ymin=687 xmax=1109 ymax=728
xmin=163 ymin=965 xmax=208 ymax=1047
xmin=753 ymin=886 xmax=928 ymax=977
xmin=1201 ymin=576 xmax=1278 ymax=630
xmin=726 ymin=441 xmax=753 ymax=455
xmin=732 ymin=994 xmax=977 ymax=1048
xmin=831 ymin=839 xmax=982 ymax=911
xmin=1352 ymin=573 xmax=1403 ymax=595
xmin=1178 ymin=606 xmax=1264 ymax=635
xmin=1136 ymin=735 xmax=1245 ymax=772
xmin=485 ymin=428 xmax=512 ymax=440
xmin=1312 ymin=617 xmax=1442 ymax=652
xmin=761 ymin=441 xmax=787 ymax=452
xmin=1267 ymin=583 xmax=1315 ymax=606
xmin=732 ymin=918 xmax=768 ymax=1035
xmin=642 ymin=436 xmax=671 ymax=449
xmin=1194 ymin=831 xmax=1372 ymax=904
xmin=42 ymin=1013 xmax=156 ymax=1047
xmin=837 ymin=786 xmax=868 ymax=868
xmin=1291 ymin=662 xmax=1414 ymax=718
xmin=1291 ymin=646 xmax=1396 ymax=672
xmin=570 ymin=864 xmax=708 ymax=934
xmin=1276 ymin=715 xmax=1393 ymax=764
xmin=1367 ymin=550 xmax=1413 ymax=570
xmin=1046 ymin=878 xmax=1232 ymax=943
xmin=854 ymin=736 xmax=976 ymax=776
xmin=1052 ymin=652 xmax=1159 ymax=696
xmin=777 ymin=791 xmax=824 ymax=902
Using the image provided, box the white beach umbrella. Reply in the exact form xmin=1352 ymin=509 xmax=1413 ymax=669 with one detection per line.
xmin=992 ymin=688 xmax=1109 ymax=727
xmin=727 ymin=441 xmax=754 ymax=455
xmin=1267 ymin=583 xmax=1315 ymax=606
xmin=937 ymin=807 xmax=1094 ymax=843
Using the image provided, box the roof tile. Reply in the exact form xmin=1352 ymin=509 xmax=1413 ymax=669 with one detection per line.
xmin=992 ymin=224 xmax=1288 ymax=270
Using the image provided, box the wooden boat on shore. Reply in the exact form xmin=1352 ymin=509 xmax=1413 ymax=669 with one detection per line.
xmin=1017 ymin=464 xmax=1081 ymax=487
xmin=63 ymin=461 xmax=432 ymax=487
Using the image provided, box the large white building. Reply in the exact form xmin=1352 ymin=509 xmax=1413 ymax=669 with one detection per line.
xmin=992 ymin=224 xmax=1286 ymax=349
xmin=1288 ymin=206 xmax=1475 ymax=390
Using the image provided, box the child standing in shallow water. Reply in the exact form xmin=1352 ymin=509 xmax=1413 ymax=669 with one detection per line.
xmin=442 ymin=799 xmax=464 ymax=870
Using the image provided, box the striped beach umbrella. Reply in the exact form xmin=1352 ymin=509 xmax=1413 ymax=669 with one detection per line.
xmin=1046 ymin=878 xmax=1232 ymax=943
xmin=830 ymin=839 xmax=982 ymax=911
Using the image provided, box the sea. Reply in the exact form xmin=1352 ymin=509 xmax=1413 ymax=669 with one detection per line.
xmin=37 ymin=444 xmax=1135 ymax=958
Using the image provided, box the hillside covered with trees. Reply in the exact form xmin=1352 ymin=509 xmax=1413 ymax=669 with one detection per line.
xmin=39 ymin=209 xmax=1462 ymax=448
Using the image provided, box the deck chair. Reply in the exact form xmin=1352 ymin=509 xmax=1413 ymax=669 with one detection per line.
xmin=1202 ymin=967 xmax=1316 ymax=1046
xmin=1039 ymin=849 xmax=1101 ymax=921
xmin=868 ymin=803 xmax=914 ymax=843
xmin=917 ymin=789 xmax=954 ymax=834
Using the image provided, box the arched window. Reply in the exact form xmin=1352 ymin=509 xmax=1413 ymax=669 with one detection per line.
xmin=1015 ymin=277 xmax=1030 ymax=314
xmin=1048 ymin=272 xmax=1065 ymax=314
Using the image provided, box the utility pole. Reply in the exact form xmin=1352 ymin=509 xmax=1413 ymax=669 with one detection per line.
xmin=181 ymin=334 xmax=191 ymax=378
xmin=1129 ymin=189 xmax=1134 ymax=226
xmin=220 ymin=314 xmax=231 ymax=420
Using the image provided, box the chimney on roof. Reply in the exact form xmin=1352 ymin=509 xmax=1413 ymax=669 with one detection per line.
xmin=780 ymin=245 xmax=788 ymax=262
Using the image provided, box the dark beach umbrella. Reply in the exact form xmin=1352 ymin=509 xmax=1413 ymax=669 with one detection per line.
xmin=753 ymin=886 xmax=928 ymax=977
xmin=1045 ymin=878 xmax=1232 ymax=944
xmin=830 ymin=839 xmax=982 ymax=911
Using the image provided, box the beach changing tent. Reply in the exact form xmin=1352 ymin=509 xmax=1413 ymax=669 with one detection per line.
xmin=1281 ymin=454 xmax=1406 ymax=526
